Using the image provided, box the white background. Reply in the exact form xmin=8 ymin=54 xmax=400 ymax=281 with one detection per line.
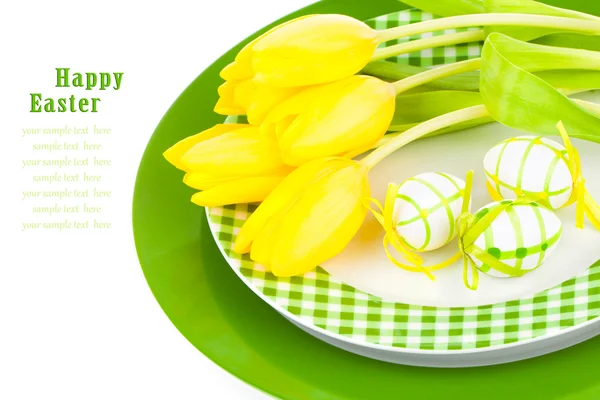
xmin=0 ymin=1 xmax=311 ymax=399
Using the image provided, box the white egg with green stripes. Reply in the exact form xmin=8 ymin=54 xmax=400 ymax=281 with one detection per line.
xmin=393 ymin=172 xmax=467 ymax=252
xmin=471 ymin=201 xmax=562 ymax=278
xmin=483 ymin=136 xmax=573 ymax=209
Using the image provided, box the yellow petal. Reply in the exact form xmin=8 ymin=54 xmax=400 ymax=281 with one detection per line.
xmin=214 ymin=100 xmax=246 ymax=116
xmin=217 ymin=80 xmax=234 ymax=97
xmin=341 ymin=137 xmax=382 ymax=159
xmin=214 ymin=105 xmax=245 ymax=116
xmin=181 ymin=126 xmax=286 ymax=177
xmin=220 ymin=59 xmax=253 ymax=81
xmin=220 ymin=15 xmax=315 ymax=81
xmin=214 ymin=81 xmax=246 ymax=115
xmin=278 ymin=76 xmax=396 ymax=166
xmin=260 ymin=84 xmax=331 ymax=138
xmin=233 ymin=79 xmax=259 ymax=110
xmin=183 ymin=172 xmax=230 ymax=190
xmin=261 ymin=88 xmax=313 ymax=127
xmin=183 ymin=166 xmax=291 ymax=191
xmin=163 ymin=124 xmax=247 ymax=170
xmin=247 ymin=84 xmax=302 ymax=126
xmin=191 ymin=176 xmax=287 ymax=207
xmin=252 ymin=15 xmax=378 ymax=87
xmin=261 ymin=78 xmax=371 ymax=140
xmin=220 ymin=61 xmax=242 ymax=81
xmin=220 ymin=31 xmax=259 ymax=81
xmin=234 ymin=157 xmax=337 ymax=254
xmin=248 ymin=213 xmax=280 ymax=267
xmin=215 ymin=79 xmax=259 ymax=116
xmin=267 ymin=161 xmax=369 ymax=276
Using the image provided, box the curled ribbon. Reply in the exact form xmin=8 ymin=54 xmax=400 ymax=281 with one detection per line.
xmin=486 ymin=121 xmax=600 ymax=230
xmin=457 ymin=212 xmax=479 ymax=291
xmin=555 ymin=121 xmax=600 ymax=230
xmin=457 ymin=196 xmax=539 ymax=290
xmin=367 ymin=170 xmax=474 ymax=282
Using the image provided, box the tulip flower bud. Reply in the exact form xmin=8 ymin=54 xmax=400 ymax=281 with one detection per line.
xmin=219 ymin=14 xmax=378 ymax=89
xmin=163 ymin=124 xmax=292 ymax=206
xmin=215 ymin=15 xmax=379 ymax=123
xmin=262 ymin=75 xmax=396 ymax=166
xmin=234 ymin=157 xmax=370 ymax=277
xmin=251 ymin=14 xmax=379 ymax=87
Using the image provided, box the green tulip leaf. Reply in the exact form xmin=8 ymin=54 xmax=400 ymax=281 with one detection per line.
xmin=480 ymin=32 xmax=600 ymax=143
xmin=362 ymin=61 xmax=480 ymax=91
xmin=484 ymin=0 xmax=600 ymax=41
xmin=537 ymin=70 xmax=600 ymax=91
xmin=390 ymin=90 xmax=492 ymax=133
xmin=532 ymin=33 xmax=600 ymax=51
xmin=484 ymin=33 xmax=600 ymax=72
xmin=399 ymin=0 xmax=484 ymax=17
xmin=363 ymin=60 xmax=600 ymax=92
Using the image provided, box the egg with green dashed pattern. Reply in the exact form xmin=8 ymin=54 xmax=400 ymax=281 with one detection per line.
xmin=483 ymin=136 xmax=573 ymax=209
xmin=393 ymin=172 xmax=468 ymax=252
xmin=470 ymin=201 xmax=562 ymax=278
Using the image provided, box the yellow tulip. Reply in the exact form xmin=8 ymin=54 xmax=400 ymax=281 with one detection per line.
xmin=215 ymin=14 xmax=378 ymax=123
xmin=261 ymin=75 xmax=396 ymax=166
xmin=163 ymin=124 xmax=293 ymax=206
xmin=214 ymin=16 xmax=312 ymax=121
xmin=234 ymin=157 xmax=370 ymax=277
xmin=218 ymin=15 xmax=302 ymax=82
xmin=220 ymin=14 xmax=378 ymax=88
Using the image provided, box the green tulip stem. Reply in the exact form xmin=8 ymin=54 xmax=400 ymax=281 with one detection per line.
xmin=361 ymin=105 xmax=490 ymax=170
xmin=371 ymin=29 xmax=485 ymax=62
xmin=376 ymin=14 xmax=600 ymax=44
xmin=391 ymin=58 xmax=481 ymax=94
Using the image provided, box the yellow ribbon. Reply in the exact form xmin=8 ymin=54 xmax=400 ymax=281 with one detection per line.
xmin=457 ymin=212 xmax=479 ymax=291
xmin=457 ymin=195 xmax=541 ymax=291
xmin=486 ymin=121 xmax=600 ymax=230
xmin=367 ymin=170 xmax=474 ymax=281
xmin=555 ymin=121 xmax=600 ymax=230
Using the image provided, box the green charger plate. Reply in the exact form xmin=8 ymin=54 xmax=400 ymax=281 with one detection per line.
xmin=133 ymin=1 xmax=600 ymax=398
xmin=208 ymin=9 xmax=600 ymax=354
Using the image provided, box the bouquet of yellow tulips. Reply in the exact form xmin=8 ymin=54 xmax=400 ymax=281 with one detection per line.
xmin=165 ymin=0 xmax=600 ymax=278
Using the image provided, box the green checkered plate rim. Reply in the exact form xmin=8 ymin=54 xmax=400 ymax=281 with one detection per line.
xmin=206 ymin=9 xmax=600 ymax=352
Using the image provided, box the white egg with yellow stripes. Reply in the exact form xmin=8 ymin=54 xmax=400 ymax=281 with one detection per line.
xmin=393 ymin=172 xmax=468 ymax=251
xmin=468 ymin=200 xmax=562 ymax=278
xmin=483 ymin=136 xmax=573 ymax=209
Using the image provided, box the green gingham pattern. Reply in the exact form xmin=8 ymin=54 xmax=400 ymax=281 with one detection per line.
xmin=206 ymin=9 xmax=600 ymax=351
xmin=367 ymin=9 xmax=482 ymax=66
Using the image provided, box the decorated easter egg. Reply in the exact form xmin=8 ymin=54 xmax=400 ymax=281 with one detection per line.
xmin=468 ymin=200 xmax=562 ymax=278
xmin=394 ymin=172 xmax=468 ymax=251
xmin=483 ymin=136 xmax=573 ymax=209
